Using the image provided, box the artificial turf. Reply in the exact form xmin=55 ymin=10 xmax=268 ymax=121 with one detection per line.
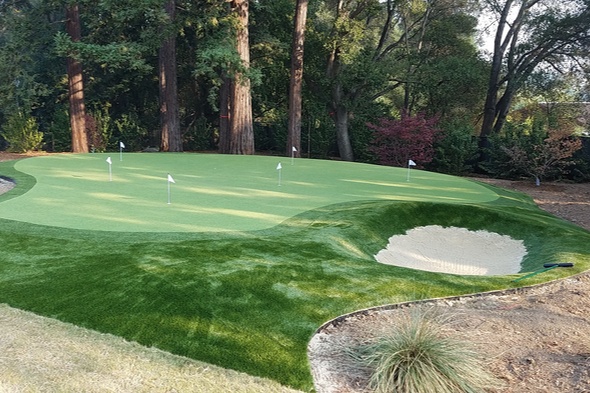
xmin=0 ymin=153 xmax=589 ymax=391
xmin=0 ymin=153 xmax=497 ymax=232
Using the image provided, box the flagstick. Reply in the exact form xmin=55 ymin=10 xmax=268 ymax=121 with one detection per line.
xmin=107 ymin=160 xmax=112 ymax=182
xmin=406 ymin=165 xmax=411 ymax=182
xmin=119 ymin=146 xmax=123 ymax=161
xmin=278 ymin=167 xmax=282 ymax=186
xmin=167 ymin=180 xmax=171 ymax=204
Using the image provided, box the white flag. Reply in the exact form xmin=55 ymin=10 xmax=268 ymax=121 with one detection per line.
xmin=119 ymin=141 xmax=125 ymax=149
xmin=408 ymin=159 xmax=416 ymax=166
xmin=276 ymin=162 xmax=282 ymax=170
xmin=292 ymin=146 xmax=297 ymax=152
xmin=106 ymin=156 xmax=112 ymax=164
xmin=167 ymin=174 xmax=175 ymax=183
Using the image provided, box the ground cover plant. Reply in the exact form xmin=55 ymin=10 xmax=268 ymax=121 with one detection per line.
xmin=352 ymin=311 xmax=501 ymax=393
xmin=0 ymin=153 xmax=589 ymax=391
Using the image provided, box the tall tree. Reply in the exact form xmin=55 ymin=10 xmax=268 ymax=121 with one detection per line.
xmin=220 ymin=0 xmax=254 ymax=154
xmin=65 ymin=3 xmax=88 ymax=153
xmin=159 ymin=0 xmax=182 ymax=152
xmin=286 ymin=0 xmax=309 ymax=158
xmin=479 ymin=0 xmax=590 ymax=144
xmin=310 ymin=0 xmax=454 ymax=161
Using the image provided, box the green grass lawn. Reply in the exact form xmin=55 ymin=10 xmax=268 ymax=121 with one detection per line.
xmin=0 ymin=153 xmax=496 ymax=231
xmin=0 ymin=153 xmax=589 ymax=391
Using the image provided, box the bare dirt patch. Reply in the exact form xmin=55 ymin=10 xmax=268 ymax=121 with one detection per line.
xmin=309 ymin=177 xmax=590 ymax=393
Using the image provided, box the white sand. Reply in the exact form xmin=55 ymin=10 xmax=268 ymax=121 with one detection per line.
xmin=374 ymin=225 xmax=527 ymax=276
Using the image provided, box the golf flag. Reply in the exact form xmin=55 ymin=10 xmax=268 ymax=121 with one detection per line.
xmin=276 ymin=162 xmax=282 ymax=186
xmin=106 ymin=156 xmax=112 ymax=181
xmin=292 ymin=146 xmax=297 ymax=152
xmin=167 ymin=173 xmax=175 ymax=204
xmin=119 ymin=141 xmax=125 ymax=161
xmin=406 ymin=159 xmax=416 ymax=181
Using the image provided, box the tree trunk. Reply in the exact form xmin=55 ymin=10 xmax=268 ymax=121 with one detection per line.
xmin=218 ymin=73 xmax=231 ymax=153
xmin=286 ymin=0 xmax=308 ymax=158
xmin=159 ymin=0 xmax=182 ymax=152
xmin=65 ymin=4 xmax=88 ymax=153
xmin=334 ymin=101 xmax=353 ymax=161
xmin=228 ymin=0 xmax=254 ymax=155
xmin=479 ymin=0 xmax=514 ymax=146
xmin=493 ymin=88 xmax=515 ymax=134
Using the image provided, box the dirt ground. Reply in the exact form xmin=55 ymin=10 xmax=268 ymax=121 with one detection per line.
xmin=309 ymin=177 xmax=590 ymax=393
xmin=2 ymin=152 xmax=590 ymax=392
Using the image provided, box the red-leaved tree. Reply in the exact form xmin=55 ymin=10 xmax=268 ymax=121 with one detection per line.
xmin=368 ymin=112 xmax=442 ymax=167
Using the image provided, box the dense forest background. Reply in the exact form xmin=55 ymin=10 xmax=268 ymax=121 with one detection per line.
xmin=0 ymin=0 xmax=589 ymax=182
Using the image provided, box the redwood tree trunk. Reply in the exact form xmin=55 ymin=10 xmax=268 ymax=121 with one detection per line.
xmin=228 ymin=0 xmax=254 ymax=155
xmin=218 ymin=74 xmax=231 ymax=153
xmin=286 ymin=0 xmax=308 ymax=158
xmin=66 ymin=4 xmax=88 ymax=153
xmin=159 ymin=0 xmax=182 ymax=152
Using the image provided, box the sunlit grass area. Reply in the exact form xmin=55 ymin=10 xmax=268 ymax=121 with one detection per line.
xmin=0 ymin=153 xmax=497 ymax=231
xmin=0 ymin=154 xmax=589 ymax=391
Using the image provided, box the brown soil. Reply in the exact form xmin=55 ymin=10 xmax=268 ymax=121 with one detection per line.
xmin=2 ymin=152 xmax=590 ymax=392
xmin=309 ymin=177 xmax=590 ymax=393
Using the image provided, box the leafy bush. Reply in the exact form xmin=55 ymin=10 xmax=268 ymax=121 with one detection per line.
xmin=113 ymin=113 xmax=150 ymax=151
xmin=352 ymin=310 xmax=501 ymax=393
xmin=87 ymin=105 xmax=112 ymax=153
xmin=482 ymin=117 xmax=581 ymax=184
xmin=46 ymin=107 xmax=71 ymax=152
xmin=1 ymin=112 xmax=43 ymax=153
xmin=368 ymin=112 xmax=443 ymax=167
xmin=184 ymin=116 xmax=217 ymax=151
xmin=430 ymin=119 xmax=478 ymax=175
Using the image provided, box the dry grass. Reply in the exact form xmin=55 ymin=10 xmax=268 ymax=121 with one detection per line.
xmin=0 ymin=304 xmax=303 ymax=393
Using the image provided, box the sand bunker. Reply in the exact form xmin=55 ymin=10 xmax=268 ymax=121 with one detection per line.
xmin=375 ymin=225 xmax=527 ymax=276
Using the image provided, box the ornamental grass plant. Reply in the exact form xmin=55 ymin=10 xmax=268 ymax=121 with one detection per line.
xmin=354 ymin=310 xmax=502 ymax=393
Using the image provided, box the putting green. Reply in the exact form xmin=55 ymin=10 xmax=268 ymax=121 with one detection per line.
xmin=0 ymin=153 xmax=498 ymax=232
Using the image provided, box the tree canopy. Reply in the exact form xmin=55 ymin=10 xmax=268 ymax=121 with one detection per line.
xmin=0 ymin=0 xmax=588 ymax=176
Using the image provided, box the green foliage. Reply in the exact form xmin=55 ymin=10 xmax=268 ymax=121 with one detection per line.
xmin=482 ymin=115 xmax=582 ymax=183
xmin=46 ymin=107 xmax=71 ymax=152
xmin=306 ymin=113 xmax=337 ymax=158
xmin=430 ymin=119 xmax=478 ymax=175
xmin=113 ymin=113 xmax=150 ymax=151
xmin=352 ymin=311 xmax=501 ymax=393
xmin=184 ymin=116 xmax=216 ymax=151
xmin=87 ymin=105 xmax=113 ymax=153
xmin=54 ymin=32 xmax=154 ymax=74
xmin=1 ymin=112 xmax=43 ymax=153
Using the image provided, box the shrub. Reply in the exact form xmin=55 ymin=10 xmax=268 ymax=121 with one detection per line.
xmin=368 ymin=112 xmax=443 ymax=168
xmin=1 ymin=112 xmax=44 ymax=153
xmin=87 ymin=105 xmax=112 ymax=153
xmin=482 ymin=117 xmax=582 ymax=184
xmin=430 ymin=119 xmax=478 ymax=175
xmin=113 ymin=113 xmax=150 ymax=151
xmin=351 ymin=310 xmax=501 ymax=393
xmin=46 ymin=107 xmax=71 ymax=152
